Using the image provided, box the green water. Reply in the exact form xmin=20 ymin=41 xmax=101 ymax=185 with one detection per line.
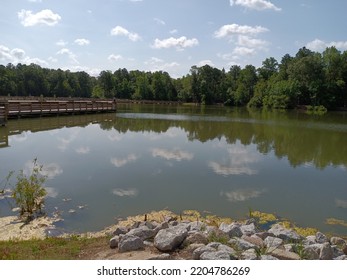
xmin=0 ymin=104 xmax=346 ymax=234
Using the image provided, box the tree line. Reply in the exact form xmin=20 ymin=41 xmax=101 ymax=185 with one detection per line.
xmin=1 ymin=46 xmax=346 ymax=110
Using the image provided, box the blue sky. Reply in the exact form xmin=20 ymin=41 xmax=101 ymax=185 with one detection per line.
xmin=1 ymin=0 xmax=347 ymax=77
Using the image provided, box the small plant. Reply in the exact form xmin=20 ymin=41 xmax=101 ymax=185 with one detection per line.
xmin=207 ymin=231 xmax=229 ymax=245
xmin=12 ymin=159 xmax=47 ymax=220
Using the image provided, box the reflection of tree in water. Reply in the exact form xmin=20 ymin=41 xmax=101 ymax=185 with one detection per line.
xmin=103 ymin=113 xmax=347 ymax=169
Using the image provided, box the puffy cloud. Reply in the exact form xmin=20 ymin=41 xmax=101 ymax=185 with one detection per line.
xmin=56 ymin=48 xmax=79 ymax=64
xmin=18 ymin=9 xmax=61 ymax=27
xmin=237 ymin=35 xmax=268 ymax=49
xmin=152 ymin=36 xmax=199 ymax=50
xmin=230 ymin=0 xmax=281 ymax=11
xmin=112 ymin=188 xmax=138 ymax=197
xmin=110 ymin=154 xmax=138 ymax=167
xmin=74 ymin=38 xmax=90 ymax=46
xmin=221 ymin=188 xmax=265 ymax=202
xmin=144 ymin=57 xmax=179 ymax=72
xmin=108 ymin=54 xmax=123 ymax=61
xmin=151 ymin=148 xmax=193 ymax=161
xmin=23 ymin=160 xmax=63 ymax=179
xmin=0 ymin=44 xmax=48 ymax=66
xmin=56 ymin=40 xmax=68 ymax=46
xmin=232 ymin=46 xmax=256 ymax=56
xmin=198 ymin=60 xmax=215 ymax=67
xmin=154 ymin=18 xmax=165 ymax=25
xmin=110 ymin=25 xmax=141 ymax=42
xmin=75 ymin=146 xmax=91 ymax=154
xmin=306 ymin=39 xmax=347 ymax=52
xmin=170 ymin=29 xmax=178 ymax=34
xmin=11 ymin=48 xmax=26 ymax=59
xmin=215 ymin=23 xmax=268 ymax=38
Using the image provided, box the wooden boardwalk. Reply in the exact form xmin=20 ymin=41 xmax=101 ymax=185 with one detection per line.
xmin=0 ymin=98 xmax=116 ymax=126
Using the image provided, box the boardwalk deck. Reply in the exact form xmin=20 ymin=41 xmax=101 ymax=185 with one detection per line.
xmin=0 ymin=99 xmax=116 ymax=125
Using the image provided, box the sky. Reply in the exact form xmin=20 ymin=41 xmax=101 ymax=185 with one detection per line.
xmin=1 ymin=0 xmax=347 ymax=78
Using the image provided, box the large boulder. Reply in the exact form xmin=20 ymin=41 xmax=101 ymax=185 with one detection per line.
xmin=240 ymin=223 xmax=256 ymax=236
xmin=315 ymin=232 xmax=329 ymax=244
xmin=219 ymin=222 xmax=243 ymax=238
xmin=268 ymin=224 xmax=301 ymax=241
xmin=264 ymin=236 xmax=283 ymax=249
xmin=127 ymin=226 xmax=156 ymax=241
xmin=154 ymin=225 xmax=188 ymax=252
xmin=270 ymin=248 xmax=300 ymax=260
xmin=118 ymin=234 xmax=144 ymax=253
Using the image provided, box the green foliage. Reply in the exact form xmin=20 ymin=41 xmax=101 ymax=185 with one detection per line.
xmin=12 ymin=159 xmax=47 ymax=219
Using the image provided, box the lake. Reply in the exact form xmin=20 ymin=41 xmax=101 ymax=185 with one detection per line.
xmin=0 ymin=104 xmax=347 ymax=235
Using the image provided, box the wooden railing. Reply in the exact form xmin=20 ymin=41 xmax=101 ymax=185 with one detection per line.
xmin=0 ymin=101 xmax=8 ymax=126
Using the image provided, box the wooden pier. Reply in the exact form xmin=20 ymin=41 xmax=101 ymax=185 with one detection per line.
xmin=0 ymin=98 xmax=116 ymax=125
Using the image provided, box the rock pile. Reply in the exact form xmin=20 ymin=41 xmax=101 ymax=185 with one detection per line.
xmin=108 ymin=218 xmax=347 ymax=260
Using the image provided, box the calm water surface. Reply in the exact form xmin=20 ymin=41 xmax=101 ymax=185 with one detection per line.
xmin=1 ymin=104 xmax=346 ymax=234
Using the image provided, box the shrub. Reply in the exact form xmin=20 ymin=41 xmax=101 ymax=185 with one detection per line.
xmin=12 ymin=159 xmax=47 ymax=219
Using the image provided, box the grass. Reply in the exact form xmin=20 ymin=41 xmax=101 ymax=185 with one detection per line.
xmin=0 ymin=236 xmax=108 ymax=260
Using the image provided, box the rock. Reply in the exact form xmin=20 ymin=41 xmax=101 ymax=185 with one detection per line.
xmin=241 ymin=248 xmax=258 ymax=260
xmin=154 ymin=225 xmax=188 ymax=252
xmin=264 ymin=236 xmax=283 ymax=249
xmin=217 ymin=244 xmax=237 ymax=256
xmin=153 ymin=222 xmax=169 ymax=234
xmin=187 ymin=243 xmax=205 ymax=252
xmin=261 ymin=255 xmax=279 ymax=260
xmin=147 ymin=253 xmax=172 ymax=260
xmin=303 ymin=246 xmax=319 ymax=260
xmin=334 ymin=255 xmax=347 ymax=260
xmin=330 ymin=237 xmax=346 ymax=247
xmin=319 ymin=242 xmax=333 ymax=260
xmin=268 ymin=224 xmax=301 ymax=241
xmin=127 ymin=226 xmax=156 ymax=241
xmin=192 ymin=245 xmax=216 ymax=260
xmin=254 ymin=232 xmax=274 ymax=240
xmin=270 ymin=248 xmax=300 ymax=260
xmin=343 ymin=245 xmax=347 ymax=255
xmin=139 ymin=221 xmax=156 ymax=229
xmin=185 ymin=232 xmax=208 ymax=245
xmin=200 ymin=251 xmax=231 ymax=260
xmin=113 ymin=227 xmax=128 ymax=236
xmin=240 ymin=223 xmax=256 ymax=236
xmin=189 ymin=221 xmax=206 ymax=231
xmin=315 ymin=232 xmax=329 ymax=244
xmin=206 ymin=242 xmax=221 ymax=249
xmin=303 ymin=235 xmax=316 ymax=245
xmin=243 ymin=235 xmax=264 ymax=248
xmin=284 ymin=244 xmax=294 ymax=252
xmin=331 ymin=246 xmax=345 ymax=258
xmin=219 ymin=223 xmax=243 ymax=238
xmin=118 ymin=235 xmax=144 ymax=253
xmin=229 ymin=237 xmax=257 ymax=250
xmin=109 ymin=236 xmax=119 ymax=249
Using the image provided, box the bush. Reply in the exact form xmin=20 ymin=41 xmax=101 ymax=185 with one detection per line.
xmin=12 ymin=159 xmax=47 ymax=219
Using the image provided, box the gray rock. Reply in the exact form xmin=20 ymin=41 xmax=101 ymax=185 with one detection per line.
xmin=303 ymin=246 xmax=320 ymax=260
xmin=219 ymin=222 xmax=243 ymax=238
xmin=109 ymin=236 xmax=119 ymax=249
xmin=268 ymin=224 xmax=301 ymax=241
xmin=284 ymin=244 xmax=294 ymax=252
xmin=332 ymin=245 xmax=345 ymax=258
xmin=229 ymin=237 xmax=257 ymax=250
xmin=154 ymin=225 xmax=188 ymax=252
xmin=240 ymin=223 xmax=256 ymax=236
xmin=192 ymin=245 xmax=216 ymax=260
xmin=241 ymin=249 xmax=258 ymax=260
xmin=200 ymin=251 xmax=232 ymax=260
xmin=334 ymin=255 xmax=347 ymax=260
xmin=153 ymin=222 xmax=169 ymax=234
xmin=270 ymin=248 xmax=300 ymax=260
xmin=113 ymin=227 xmax=128 ymax=236
xmin=319 ymin=242 xmax=333 ymax=260
xmin=189 ymin=221 xmax=206 ymax=231
xmin=330 ymin=237 xmax=346 ymax=247
xmin=185 ymin=232 xmax=208 ymax=245
xmin=217 ymin=244 xmax=237 ymax=256
xmin=303 ymin=235 xmax=316 ymax=245
xmin=118 ymin=234 xmax=144 ymax=253
xmin=254 ymin=232 xmax=274 ymax=240
xmin=261 ymin=255 xmax=279 ymax=260
xmin=315 ymin=232 xmax=329 ymax=244
xmin=343 ymin=245 xmax=347 ymax=255
xmin=243 ymin=235 xmax=264 ymax=248
xmin=264 ymin=236 xmax=283 ymax=249
xmin=127 ymin=226 xmax=156 ymax=241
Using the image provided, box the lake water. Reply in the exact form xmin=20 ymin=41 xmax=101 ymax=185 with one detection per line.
xmin=1 ymin=104 xmax=347 ymax=235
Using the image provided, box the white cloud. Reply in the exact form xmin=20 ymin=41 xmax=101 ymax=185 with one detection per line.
xmin=45 ymin=187 xmax=58 ymax=198
xmin=215 ymin=24 xmax=268 ymax=38
xmin=18 ymin=9 xmax=61 ymax=27
xmin=145 ymin=57 xmax=180 ymax=72
xmin=170 ymin=29 xmax=178 ymax=34
xmin=151 ymin=148 xmax=193 ymax=161
xmin=221 ymin=188 xmax=265 ymax=202
xmin=0 ymin=44 xmax=48 ymax=66
xmin=152 ymin=36 xmax=199 ymax=50
xmin=23 ymin=160 xmax=63 ymax=179
xmin=75 ymin=146 xmax=91 ymax=154
xmin=154 ymin=18 xmax=165 ymax=25
xmin=232 ymin=46 xmax=256 ymax=56
xmin=28 ymin=0 xmax=43 ymax=2
xmin=110 ymin=25 xmax=141 ymax=42
xmin=56 ymin=40 xmax=68 ymax=47
xmin=108 ymin=54 xmax=123 ymax=61
xmin=110 ymin=154 xmax=138 ymax=167
xmin=112 ymin=188 xmax=138 ymax=197
xmin=74 ymin=38 xmax=90 ymax=46
xmin=11 ymin=48 xmax=26 ymax=60
xmin=306 ymin=39 xmax=347 ymax=52
xmin=56 ymin=48 xmax=79 ymax=64
xmin=237 ymin=35 xmax=268 ymax=49
xmin=230 ymin=0 xmax=281 ymax=11
xmin=23 ymin=57 xmax=48 ymax=66
xmin=198 ymin=60 xmax=215 ymax=67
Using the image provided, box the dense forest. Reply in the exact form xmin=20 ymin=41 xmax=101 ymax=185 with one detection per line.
xmin=1 ymin=46 xmax=347 ymax=110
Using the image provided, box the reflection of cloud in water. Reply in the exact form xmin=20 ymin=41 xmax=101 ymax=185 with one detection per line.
xmin=144 ymin=128 xmax=181 ymax=141
xmin=209 ymin=144 xmax=259 ymax=176
xmin=57 ymin=128 xmax=80 ymax=151
xmin=10 ymin=131 xmax=31 ymax=143
xmin=108 ymin=133 xmax=122 ymax=142
xmin=110 ymin=154 xmax=138 ymax=167
xmin=221 ymin=189 xmax=265 ymax=202
xmin=45 ymin=187 xmax=58 ymax=198
xmin=24 ymin=161 xmax=63 ymax=179
xmin=75 ymin=146 xmax=91 ymax=154
xmin=335 ymin=199 xmax=347 ymax=208
xmin=151 ymin=148 xmax=193 ymax=161
xmin=112 ymin=188 xmax=138 ymax=197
